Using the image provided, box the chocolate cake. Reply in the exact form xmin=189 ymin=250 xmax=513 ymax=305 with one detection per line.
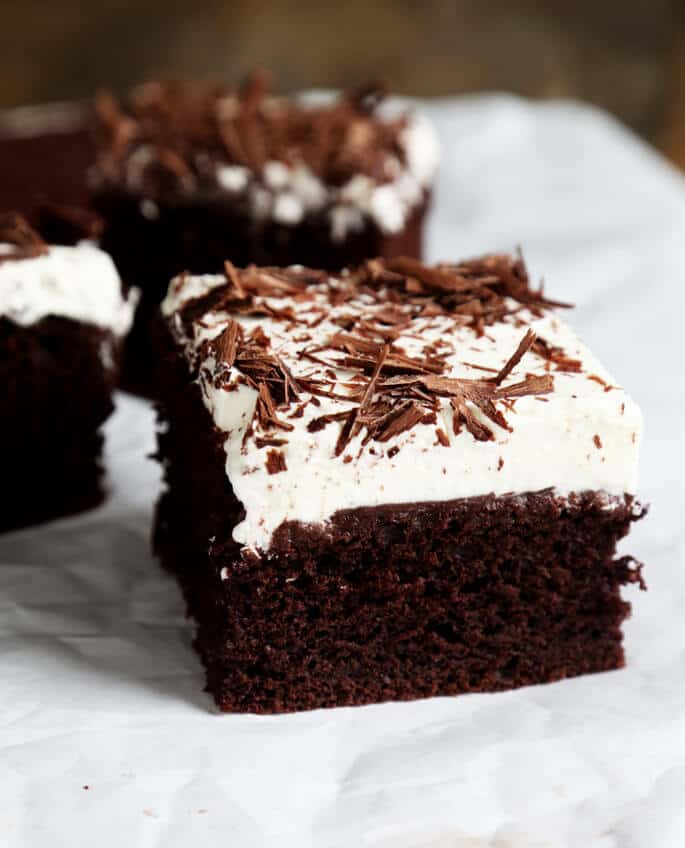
xmin=154 ymin=254 xmax=645 ymax=713
xmin=0 ymin=213 xmax=136 ymax=532
xmin=89 ymin=73 xmax=439 ymax=393
xmin=0 ymin=102 xmax=93 ymax=217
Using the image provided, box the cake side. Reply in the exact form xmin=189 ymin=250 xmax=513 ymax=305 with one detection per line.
xmin=0 ymin=315 xmax=116 ymax=530
xmin=161 ymin=255 xmax=642 ymax=556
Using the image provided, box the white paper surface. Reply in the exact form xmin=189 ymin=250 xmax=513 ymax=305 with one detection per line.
xmin=1 ymin=96 xmax=684 ymax=847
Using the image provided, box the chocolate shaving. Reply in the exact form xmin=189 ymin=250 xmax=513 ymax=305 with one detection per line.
xmin=255 ymin=436 xmax=288 ymax=448
xmin=0 ymin=212 xmax=48 ymax=262
xmin=255 ymin=382 xmax=294 ymax=432
xmin=94 ymin=90 xmax=138 ymax=165
xmin=368 ymin=334 xmax=554 ymax=443
xmin=92 ymin=74 xmax=411 ymax=197
xmin=435 ymin=428 xmax=450 ymax=447
xmin=327 ymin=332 xmax=443 ymax=375
xmin=307 ymin=410 xmax=352 ymax=433
xmin=494 ymin=328 xmax=536 ymax=384
xmin=174 ymin=255 xmax=564 ymax=457
xmin=450 ymin=396 xmax=492 ymax=441
xmin=346 ymin=81 xmax=387 ymax=114
xmin=352 ymin=252 xmax=571 ymax=333
xmin=265 ymin=449 xmax=287 ymax=474
xmin=587 ymin=374 xmax=614 ymax=392
xmin=334 ymin=343 xmax=389 ymax=456
xmin=367 ymin=400 xmax=426 ymax=442
xmin=495 ymin=374 xmax=553 ymax=399
xmin=533 ymin=337 xmax=582 ymax=373
xmin=214 ymin=320 xmax=241 ymax=369
xmin=275 ymin=354 xmax=302 ymax=403
xmin=224 ymin=260 xmax=246 ymax=298
xmin=156 ymin=146 xmax=195 ymax=190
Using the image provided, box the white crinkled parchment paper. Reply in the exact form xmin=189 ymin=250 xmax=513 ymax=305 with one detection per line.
xmin=1 ymin=97 xmax=684 ymax=847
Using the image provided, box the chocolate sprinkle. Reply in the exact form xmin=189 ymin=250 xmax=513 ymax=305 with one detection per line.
xmin=436 ymin=428 xmax=450 ymax=447
xmin=533 ymin=337 xmax=582 ymax=373
xmin=352 ymin=252 xmax=570 ymax=334
xmin=265 ymin=449 xmax=287 ymax=474
xmin=92 ymin=72 xmax=410 ymax=199
xmin=214 ymin=320 xmax=241 ymax=369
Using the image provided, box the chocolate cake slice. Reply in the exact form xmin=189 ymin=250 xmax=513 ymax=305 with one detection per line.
xmin=0 ymin=213 xmax=136 ymax=531
xmin=154 ymin=254 xmax=645 ymax=713
xmin=89 ymin=72 xmax=439 ymax=394
xmin=0 ymin=101 xmax=93 ymax=216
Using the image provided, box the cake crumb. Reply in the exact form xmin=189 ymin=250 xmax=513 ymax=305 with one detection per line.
xmin=593 ymin=434 xmax=602 ymax=449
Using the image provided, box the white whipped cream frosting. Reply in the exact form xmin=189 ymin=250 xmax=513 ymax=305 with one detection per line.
xmin=117 ymin=110 xmax=440 ymax=238
xmin=162 ymin=272 xmax=642 ymax=555
xmin=213 ymin=114 xmax=439 ymax=238
xmin=0 ymin=241 xmax=136 ymax=335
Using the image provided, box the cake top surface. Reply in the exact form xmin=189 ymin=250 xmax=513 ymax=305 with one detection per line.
xmin=0 ymin=212 xmax=136 ymax=334
xmin=91 ymin=73 xmax=439 ymax=236
xmin=162 ymin=255 xmax=642 ymax=555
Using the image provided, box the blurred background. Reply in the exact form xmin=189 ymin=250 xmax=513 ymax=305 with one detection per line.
xmin=2 ymin=0 xmax=685 ymax=167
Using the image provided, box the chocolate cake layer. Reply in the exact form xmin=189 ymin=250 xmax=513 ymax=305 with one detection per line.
xmin=90 ymin=75 xmax=438 ymax=394
xmin=0 ymin=315 xmax=115 ymax=531
xmin=155 ymin=256 xmax=645 ymax=713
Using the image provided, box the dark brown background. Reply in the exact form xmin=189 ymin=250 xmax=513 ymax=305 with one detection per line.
xmin=2 ymin=0 xmax=685 ymax=167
